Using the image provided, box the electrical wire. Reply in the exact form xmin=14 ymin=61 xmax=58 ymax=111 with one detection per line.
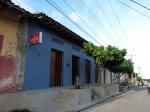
xmin=95 ymin=0 xmax=121 ymax=47
xmin=116 ymin=0 xmax=150 ymax=19
xmin=62 ymin=0 xmax=106 ymax=45
xmin=130 ymin=0 xmax=150 ymax=11
xmin=16 ymin=0 xmax=103 ymax=45
xmin=17 ymin=0 xmax=104 ymax=45
xmin=107 ymin=0 xmax=133 ymax=51
xmin=79 ymin=0 xmax=117 ymax=45
xmin=46 ymin=0 xmax=102 ymax=45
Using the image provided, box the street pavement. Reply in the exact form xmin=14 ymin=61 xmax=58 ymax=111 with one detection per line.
xmin=81 ymin=86 xmax=150 ymax=112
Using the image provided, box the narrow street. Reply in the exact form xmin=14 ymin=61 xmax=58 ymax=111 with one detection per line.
xmin=82 ymin=86 xmax=150 ymax=112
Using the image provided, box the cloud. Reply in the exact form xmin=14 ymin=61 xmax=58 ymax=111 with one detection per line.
xmin=50 ymin=11 xmax=62 ymax=21
xmin=69 ymin=12 xmax=81 ymax=22
xmin=11 ymin=0 xmax=36 ymax=13
xmin=68 ymin=12 xmax=94 ymax=28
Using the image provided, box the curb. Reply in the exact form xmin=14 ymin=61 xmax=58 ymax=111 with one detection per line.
xmin=71 ymin=93 xmax=120 ymax=112
xmin=71 ymin=88 xmax=135 ymax=112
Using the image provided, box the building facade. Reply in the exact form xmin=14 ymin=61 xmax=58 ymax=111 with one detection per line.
xmin=24 ymin=19 xmax=95 ymax=90
xmin=0 ymin=0 xmax=113 ymax=92
xmin=0 ymin=3 xmax=20 ymax=91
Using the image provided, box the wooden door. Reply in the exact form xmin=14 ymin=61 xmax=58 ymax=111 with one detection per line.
xmin=56 ymin=51 xmax=63 ymax=86
xmin=72 ymin=56 xmax=80 ymax=85
xmin=50 ymin=49 xmax=63 ymax=86
xmin=85 ymin=60 xmax=91 ymax=84
xmin=104 ymin=70 xmax=106 ymax=84
xmin=95 ymin=64 xmax=98 ymax=83
xmin=0 ymin=34 xmax=3 ymax=54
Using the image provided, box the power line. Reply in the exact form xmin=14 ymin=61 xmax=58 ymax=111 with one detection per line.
xmin=62 ymin=0 xmax=105 ymax=45
xmin=79 ymin=0 xmax=117 ymax=45
xmin=46 ymin=0 xmax=102 ymax=45
xmin=130 ymin=0 xmax=150 ymax=11
xmin=17 ymin=0 xmax=104 ymax=45
xmin=116 ymin=0 xmax=150 ymax=19
xmin=95 ymin=0 xmax=121 ymax=47
xmin=107 ymin=0 xmax=133 ymax=51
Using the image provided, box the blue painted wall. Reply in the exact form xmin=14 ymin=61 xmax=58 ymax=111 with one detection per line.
xmin=24 ymin=21 xmax=95 ymax=90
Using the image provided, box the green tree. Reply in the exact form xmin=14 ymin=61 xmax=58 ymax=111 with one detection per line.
xmin=102 ymin=45 xmax=127 ymax=68
xmin=83 ymin=42 xmax=134 ymax=82
xmin=109 ymin=59 xmax=134 ymax=81
xmin=83 ymin=42 xmax=127 ymax=68
xmin=83 ymin=42 xmax=106 ymax=64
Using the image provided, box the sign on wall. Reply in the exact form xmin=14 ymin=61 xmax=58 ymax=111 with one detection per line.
xmin=29 ymin=32 xmax=42 ymax=46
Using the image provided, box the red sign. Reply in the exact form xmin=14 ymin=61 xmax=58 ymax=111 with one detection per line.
xmin=29 ymin=32 xmax=42 ymax=45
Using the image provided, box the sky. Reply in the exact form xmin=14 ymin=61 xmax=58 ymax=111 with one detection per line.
xmin=11 ymin=0 xmax=150 ymax=79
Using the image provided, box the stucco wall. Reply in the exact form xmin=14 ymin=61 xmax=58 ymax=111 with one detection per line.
xmin=101 ymin=68 xmax=105 ymax=84
xmin=100 ymin=69 xmax=112 ymax=84
xmin=0 ymin=16 xmax=18 ymax=57
xmin=0 ymin=88 xmax=92 ymax=112
xmin=105 ymin=69 xmax=111 ymax=84
xmin=24 ymin=21 xmax=95 ymax=90
xmin=93 ymin=84 xmax=119 ymax=98
xmin=0 ymin=15 xmax=18 ymax=91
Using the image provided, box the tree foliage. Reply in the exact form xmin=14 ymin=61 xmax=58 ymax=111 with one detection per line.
xmin=137 ymin=76 xmax=143 ymax=82
xmin=110 ymin=59 xmax=134 ymax=74
xmin=83 ymin=42 xmax=105 ymax=64
xmin=110 ymin=59 xmax=134 ymax=78
xmin=102 ymin=45 xmax=127 ymax=68
xmin=83 ymin=42 xmax=127 ymax=68
xmin=83 ymin=42 xmax=134 ymax=79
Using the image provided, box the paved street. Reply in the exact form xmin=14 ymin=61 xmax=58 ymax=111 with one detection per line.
xmin=82 ymin=86 xmax=150 ymax=112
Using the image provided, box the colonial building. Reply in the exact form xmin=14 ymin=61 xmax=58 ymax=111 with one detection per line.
xmin=0 ymin=0 xmax=22 ymax=91
xmin=0 ymin=0 xmax=113 ymax=92
xmin=0 ymin=1 xmax=119 ymax=111
xmin=24 ymin=13 xmax=95 ymax=90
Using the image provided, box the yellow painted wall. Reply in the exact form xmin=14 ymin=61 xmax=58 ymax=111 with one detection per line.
xmin=0 ymin=15 xmax=18 ymax=57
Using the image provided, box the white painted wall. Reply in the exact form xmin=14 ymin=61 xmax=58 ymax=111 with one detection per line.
xmin=101 ymin=68 xmax=105 ymax=84
xmin=105 ymin=69 xmax=111 ymax=84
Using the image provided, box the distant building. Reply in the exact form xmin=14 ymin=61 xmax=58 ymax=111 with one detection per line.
xmin=120 ymin=73 xmax=129 ymax=82
xmin=128 ymin=73 xmax=139 ymax=87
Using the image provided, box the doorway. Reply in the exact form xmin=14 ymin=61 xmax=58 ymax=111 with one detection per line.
xmin=95 ymin=64 xmax=99 ymax=83
xmin=50 ymin=49 xmax=63 ymax=86
xmin=0 ymin=34 xmax=3 ymax=53
xmin=72 ymin=55 xmax=80 ymax=85
xmin=85 ymin=60 xmax=91 ymax=84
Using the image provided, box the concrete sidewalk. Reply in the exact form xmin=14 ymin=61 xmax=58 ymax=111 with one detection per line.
xmin=71 ymin=87 xmax=136 ymax=112
xmin=80 ymin=86 xmax=148 ymax=112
